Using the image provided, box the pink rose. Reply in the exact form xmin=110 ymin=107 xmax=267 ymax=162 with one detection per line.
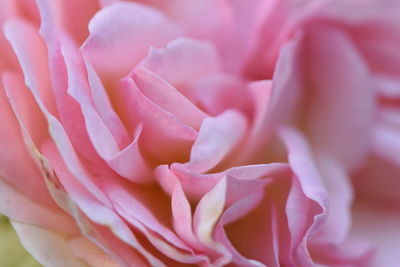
xmin=1 ymin=0 xmax=399 ymax=266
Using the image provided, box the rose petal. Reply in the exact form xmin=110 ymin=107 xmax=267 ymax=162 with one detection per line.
xmin=245 ymin=35 xmax=303 ymax=162
xmin=41 ymin=142 xmax=163 ymax=267
xmin=48 ymin=0 xmax=99 ymax=43
xmin=85 ymin=59 xmax=130 ymax=148
xmin=139 ymin=38 xmax=221 ymax=87
xmin=0 ymin=179 xmax=77 ymax=235
xmin=181 ymin=110 xmax=247 ymax=173
xmin=11 ymin=221 xmax=87 ymax=267
xmin=132 ymin=67 xmax=207 ymax=129
xmin=312 ymin=154 xmax=353 ymax=245
xmin=69 ymin=236 xmax=120 ymax=267
xmin=171 ymin=182 xmax=206 ymax=252
xmin=304 ymin=24 xmax=374 ymax=171
xmin=35 ymin=0 xmax=101 ymax=163
xmin=193 ymin=177 xmax=232 ymax=266
xmin=82 ymin=2 xmax=181 ymax=78
xmin=4 ymin=19 xmax=109 ymax=205
xmin=352 ymin=203 xmax=400 ymax=267
xmin=1 ymin=72 xmax=58 ymax=207
xmin=121 ymin=78 xmax=197 ymax=164
xmin=279 ymin=126 xmax=327 ymax=265
xmin=189 ymin=74 xmax=252 ymax=117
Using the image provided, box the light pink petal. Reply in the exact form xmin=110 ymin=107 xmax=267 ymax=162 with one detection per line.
xmin=139 ymin=38 xmax=221 ymax=87
xmin=132 ymin=67 xmax=207 ymax=129
xmin=11 ymin=221 xmax=87 ymax=267
xmin=351 ymin=203 xmax=400 ymax=267
xmin=305 ymin=24 xmax=374 ymax=171
xmin=181 ymin=110 xmax=247 ymax=173
xmin=82 ymin=2 xmax=181 ymax=78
